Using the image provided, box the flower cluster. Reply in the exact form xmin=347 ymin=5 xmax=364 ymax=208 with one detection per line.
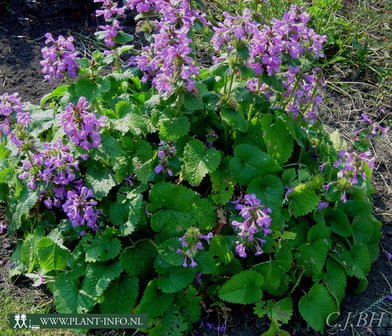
xmin=95 ymin=0 xmax=127 ymax=48
xmin=232 ymin=194 xmax=272 ymax=257
xmin=323 ymin=149 xmax=375 ymax=203
xmin=18 ymin=140 xmax=79 ymax=191
xmin=62 ymin=185 xmax=101 ymax=230
xmin=205 ymin=129 xmax=218 ymax=149
xmin=282 ymin=65 xmax=323 ymax=124
xmin=40 ymin=33 xmax=79 ymax=83
xmin=0 ymin=92 xmax=30 ymax=140
xmin=61 ymin=97 xmax=106 ymax=150
xmin=176 ymin=227 xmax=213 ymax=267
xmin=154 ymin=140 xmax=176 ymax=176
xmin=134 ymin=0 xmax=204 ymax=95
xmin=354 ymin=113 xmax=389 ymax=139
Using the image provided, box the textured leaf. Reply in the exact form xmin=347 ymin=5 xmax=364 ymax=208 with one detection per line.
xmin=220 ymin=108 xmax=248 ymax=132
xmin=53 ymin=272 xmax=95 ymax=313
xmin=339 ymin=245 xmax=371 ymax=279
xmin=157 ymin=268 xmax=195 ymax=293
xmin=158 ymin=237 xmax=184 ymax=267
xmin=195 ymin=250 xmax=216 ymax=274
xmin=209 ymin=235 xmax=233 ymax=264
xmin=83 ymin=234 xmax=122 ymax=263
xmin=161 ymin=307 xmax=188 ymax=336
xmin=183 ymin=139 xmax=222 ymax=186
xmin=85 ymin=164 xmax=117 ymax=200
xmin=120 ymin=239 xmax=157 ymax=276
xmin=21 ymin=230 xmax=44 ymax=271
xmin=210 ymin=165 xmax=234 ymax=205
xmin=254 ymin=260 xmax=285 ymax=295
xmin=75 ymin=78 xmax=99 ymax=102
xmin=254 ymin=298 xmax=293 ymax=324
xmin=325 ymin=208 xmax=352 ymax=237
xmin=81 ymin=261 xmax=123 ymax=298
xmin=149 ymin=182 xmax=214 ymax=234
xmin=299 ymin=284 xmax=338 ymax=332
xmin=91 ymin=134 xmax=122 ymax=161
xmin=351 ymin=216 xmax=372 ymax=245
xmin=218 ymin=270 xmax=264 ymax=304
xmin=288 ymin=185 xmax=320 ymax=217
xmin=37 ymin=237 xmax=70 ymax=272
xmin=324 ymin=258 xmax=346 ymax=303
xmin=160 ymin=116 xmax=190 ymax=140
xmin=100 ymin=274 xmax=139 ymax=313
xmin=264 ymin=118 xmax=294 ymax=164
xmin=229 ymin=144 xmax=281 ymax=186
xmin=177 ymin=286 xmax=202 ymax=324
xmin=296 ymin=239 xmax=329 ymax=278
xmin=184 ymin=91 xmax=203 ymax=110
xmin=9 ymin=187 xmax=39 ymax=232
xmin=9 ymin=241 xmax=26 ymax=279
xmin=248 ymin=175 xmax=284 ymax=214
xmin=137 ymin=279 xmax=173 ymax=318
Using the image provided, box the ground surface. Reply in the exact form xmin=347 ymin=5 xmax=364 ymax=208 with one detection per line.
xmin=0 ymin=0 xmax=391 ymax=335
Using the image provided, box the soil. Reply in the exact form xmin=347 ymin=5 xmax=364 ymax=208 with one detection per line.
xmin=0 ymin=1 xmax=391 ymax=336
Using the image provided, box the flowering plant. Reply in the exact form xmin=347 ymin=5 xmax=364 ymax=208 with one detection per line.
xmin=0 ymin=1 xmax=385 ymax=334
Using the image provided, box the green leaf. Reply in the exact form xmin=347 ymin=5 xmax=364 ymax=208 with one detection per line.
xmin=340 ymin=245 xmax=371 ymax=279
xmin=158 ymin=237 xmax=184 ymax=267
xmin=120 ymin=240 xmax=157 ymax=276
xmin=149 ymin=183 xmax=196 ymax=233
xmin=91 ymin=134 xmax=122 ymax=161
xmin=210 ymin=165 xmax=234 ymax=205
xmin=248 ymin=175 xmax=284 ymax=214
xmin=220 ymin=108 xmax=248 ymax=132
xmin=9 ymin=241 xmax=26 ymax=279
xmin=29 ymin=107 xmax=56 ymax=137
xmin=161 ymin=307 xmax=188 ymax=335
xmin=184 ymin=91 xmax=203 ymax=110
xmin=351 ymin=216 xmax=372 ymax=245
xmin=21 ymin=230 xmax=44 ymax=271
xmin=264 ymin=118 xmax=294 ymax=164
xmin=325 ymin=208 xmax=351 ymax=237
xmin=218 ymin=270 xmax=264 ymax=304
xmin=137 ymin=279 xmax=173 ymax=318
xmin=75 ymin=78 xmax=99 ymax=102
xmin=37 ymin=237 xmax=70 ymax=272
xmin=113 ymin=31 xmax=134 ymax=44
xmin=261 ymin=72 xmax=284 ymax=92
xmin=288 ymin=185 xmax=320 ymax=217
xmin=81 ymin=261 xmax=123 ymax=298
xmin=296 ymin=239 xmax=329 ymax=278
xmin=83 ymin=234 xmax=122 ymax=263
xmin=40 ymin=85 xmax=68 ymax=107
xmin=177 ymin=286 xmax=202 ymax=324
xmin=254 ymin=260 xmax=285 ymax=296
xmin=9 ymin=187 xmax=39 ymax=233
xmin=100 ymin=274 xmax=139 ymax=313
xmin=195 ymin=250 xmax=216 ymax=274
xmin=209 ymin=235 xmax=233 ymax=264
xmin=323 ymin=258 xmax=346 ymax=303
xmin=299 ymin=284 xmax=338 ymax=332
xmin=254 ymin=298 xmax=293 ymax=324
xmin=183 ymin=139 xmax=222 ymax=186
xmin=237 ymin=46 xmax=249 ymax=59
xmin=160 ymin=116 xmax=190 ymax=140
xmin=229 ymin=144 xmax=281 ymax=186
xmin=85 ymin=164 xmax=117 ymax=200
xmin=53 ymin=272 xmax=95 ymax=313
xmin=282 ymin=168 xmax=296 ymax=185
xmin=330 ymin=130 xmax=347 ymax=151
xmin=157 ymin=267 xmax=195 ymax=293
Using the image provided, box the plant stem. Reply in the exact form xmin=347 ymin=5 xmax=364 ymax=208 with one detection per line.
xmin=302 ymin=85 xmax=319 ymax=115
xmin=113 ymin=48 xmax=121 ymax=73
xmin=94 ymin=100 xmax=103 ymax=115
xmin=227 ymin=72 xmax=235 ymax=97
xmin=282 ymin=74 xmax=302 ymax=110
xmin=63 ymin=72 xmax=72 ymax=85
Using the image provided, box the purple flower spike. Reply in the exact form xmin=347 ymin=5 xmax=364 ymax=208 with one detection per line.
xmin=154 ymin=141 xmax=176 ymax=176
xmin=317 ymin=201 xmax=329 ymax=211
xmin=284 ymin=186 xmax=295 ymax=201
xmin=176 ymin=227 xmax=210 ymax=268
xmin=232 ymin=194 xmax=271 ymax=258
xmin=384 ymin=251 xmax=392 ymax=260
xmin=40 ymin=33 xmax=79 ymax=83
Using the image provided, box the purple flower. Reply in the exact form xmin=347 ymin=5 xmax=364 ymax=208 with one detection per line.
xmin=40 ymin=33 xmax=79 ymax=83
xmin=0 ymin=222 xmax=7 ymax=233
xmin=317 ymin=201 xmax=329 ymax=211
xmin=232 ymin=194 xmax=272 ymax=258
xmin=0 ymin=92 xmax=30 ymax=139
xmin=385 ymin=251 xmax=392 ymax=260
xmin=216 ymin=322 xmax=226 ymax=333
xmin=176 ymin=227 xmax=213 ymax=268
xmin=154 ymin=140 xmax=176 ymax=176
xmin=61 ymin=97 xmax=106 ymax=150
xmin=386 ymin=295 xmax=392 ymax=301
xmin=284 ymin=186 xmax=295 ymax=201
xmin=320 ymin=163 xmax=327 ymax=173
xmin=95 ymin=0 xmax=126 ymax=20
xmin=62 ymin=186 xmax=101 ymax=230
